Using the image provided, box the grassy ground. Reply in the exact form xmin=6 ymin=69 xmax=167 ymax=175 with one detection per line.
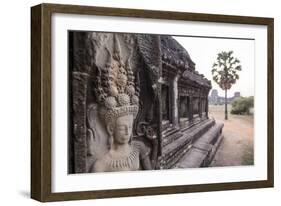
xmin=209 ymin=104 xmax=254 ymax=167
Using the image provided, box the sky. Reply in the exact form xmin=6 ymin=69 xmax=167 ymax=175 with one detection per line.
xmin=173 ymin=36 xmax=255 ymax=97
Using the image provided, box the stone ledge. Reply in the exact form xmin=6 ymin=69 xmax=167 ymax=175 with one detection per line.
xmin=176 ymin=122 xmax=224 ymax=168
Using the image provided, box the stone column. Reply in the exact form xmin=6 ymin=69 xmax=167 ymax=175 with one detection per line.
xmin=171 ymin=74 xmax=179 ymax=128
xmin=198 ymin=96 xmax=200 ymax=118
xmin=69 ymin=32 xmax=91 ymax=174
xmin=206 ymin=97 xmax=209 ymax=118
xmin=202 ymin=98 xmax=206 ymax=117
xmin=72 ymin=72 xmax=88 ymax=173
xmin=189 ymin=95 xmax=193 ymax=121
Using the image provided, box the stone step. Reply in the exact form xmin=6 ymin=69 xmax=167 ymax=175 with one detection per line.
xmin=181 ymin=117 xmax=208 ymax=133
xmin=160 ymin=119 xmax=216 ymax=168
xmin=162 ymin=132 xmax=183 ymax=147
xmin=162 ymin=140 xmax=192 ymax=169
xmin=161 ymin=122 xmax=171 ymax=131
xmin=162 ymin=127 xmax=178 ymax=137
xmin=163 ymin=119 xmax=214 ymax=155
xmin=162 ymin=126 xmax=182 ymax=147
xmin=176 ymin=122 xmax=224 ymax=168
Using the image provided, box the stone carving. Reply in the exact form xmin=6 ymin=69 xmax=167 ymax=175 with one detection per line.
xmin=86 ymin=103 xmax=108 ymax=171
xmin=87 ymin=35 xmax=152 ymax=172
xmin=69 ymin=31 xmax=224 ymax=173
xmin=71 ymin=72 xmax=88 ymax=173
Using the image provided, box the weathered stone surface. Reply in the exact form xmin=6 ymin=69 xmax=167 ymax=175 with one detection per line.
xmin=68 ymin=31 xmax=224 ymax=173
xmin=160 ymin=119 xmax=216 ymax=169
xmin=72 ymin=72 xmax=88 ymax=173
xmin=177 ymin=148 xmax=209 ymax=168
xmin=176 ymin=122 xmax=224 ymax=168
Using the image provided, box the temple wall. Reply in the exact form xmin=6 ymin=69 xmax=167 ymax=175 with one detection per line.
xmin=68 ymin=32 xmax=223 ymax=172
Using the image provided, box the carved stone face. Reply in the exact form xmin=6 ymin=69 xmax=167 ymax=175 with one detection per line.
xmin=112 ymin=114 xmax=134 ymax=145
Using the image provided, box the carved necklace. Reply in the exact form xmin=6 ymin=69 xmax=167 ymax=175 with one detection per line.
xmin=105 ymin=146 xmax=139 ymax=170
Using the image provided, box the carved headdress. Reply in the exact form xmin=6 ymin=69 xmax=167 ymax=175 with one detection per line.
xmin=95 ymin=35 xmax=139 ymax=125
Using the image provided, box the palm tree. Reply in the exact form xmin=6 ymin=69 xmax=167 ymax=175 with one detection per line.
xmin=212 ymin=51 xmax=242 ymax=120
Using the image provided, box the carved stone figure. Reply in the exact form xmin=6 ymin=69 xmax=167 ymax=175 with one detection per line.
xmin=90 ymin=114 xmax=151 ymax=172
xmin=88 ymin=35 xmax=152 ymax=172
xmin=69 ymin=31 xmax=224 ymax=173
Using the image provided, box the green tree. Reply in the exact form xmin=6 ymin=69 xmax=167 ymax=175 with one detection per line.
xmin=231 ymin=96 xmax=254 ymax=115
xmin=211 ymin=51 xmax=242 ymax=120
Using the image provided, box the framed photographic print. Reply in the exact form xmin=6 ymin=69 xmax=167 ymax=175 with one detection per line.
xmin=31 ymin=3 xmax=274 ymax=202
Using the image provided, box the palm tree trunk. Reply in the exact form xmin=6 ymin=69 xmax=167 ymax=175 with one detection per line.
xmin=225 ymin=89 xmax=228 ymax=120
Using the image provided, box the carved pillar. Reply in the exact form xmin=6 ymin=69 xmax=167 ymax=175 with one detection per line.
xmin=69 ymin=31 xmax=92 ymax=174
xmin=171 ymin=74 xmax=179 ymax=128
xmin=206 ymin=97 xmax=209 ymax=118
xmin=189 ymin=95 xmax=193 ymax=121
xmin=202 ymin=98 xmax=206 ymax=116
xmin=72 ymin=72 xmax=88 ymax=173
xmin=201 ymin=98 xmax=204 ymax=116
xmin=198 ymin=96 xmax=203 ymax=118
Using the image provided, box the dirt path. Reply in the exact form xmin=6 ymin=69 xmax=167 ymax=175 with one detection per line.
xmin=209 ymin=105 xmax=254 ymax=166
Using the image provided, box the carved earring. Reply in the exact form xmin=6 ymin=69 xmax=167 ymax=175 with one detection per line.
xmin=107 ymin=125 xmax=114 ymax=149
xmin=108 ymin=135 xmax=114 ymax=149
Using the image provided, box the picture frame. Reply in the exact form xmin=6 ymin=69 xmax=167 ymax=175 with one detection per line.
xmin=31 ymin=3 xmax=274 ymax=202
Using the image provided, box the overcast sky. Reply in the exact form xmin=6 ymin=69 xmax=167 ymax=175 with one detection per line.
xmin=173 ymin=36 xmax=255 ymax=97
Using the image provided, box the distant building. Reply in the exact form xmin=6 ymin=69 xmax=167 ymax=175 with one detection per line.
xmin=234 ymin=92 xmax=241 ymax=98
xmin=208 ymin=89 xmax=241 ymax=105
